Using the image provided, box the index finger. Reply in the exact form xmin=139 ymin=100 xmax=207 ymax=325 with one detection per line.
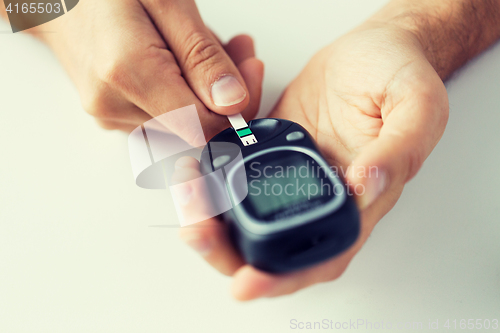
xmin=172 ymin=157 xmax=245 ymax=276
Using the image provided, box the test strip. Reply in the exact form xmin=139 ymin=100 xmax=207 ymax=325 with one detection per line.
xmin=227 ymin=114 xmax=258 ymax=146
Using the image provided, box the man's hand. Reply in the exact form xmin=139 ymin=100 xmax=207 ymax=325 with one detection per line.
xmin=174 ymin=0 xmax=500 ymax=301
xmin=173 ymin=22 xmax=449 ymax=300
xmin=24 ymin=0 xmax=264 ymax=143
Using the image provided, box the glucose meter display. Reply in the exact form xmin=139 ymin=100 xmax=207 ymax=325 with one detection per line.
xmin=245 ymin=152 xmax=334 ymax=220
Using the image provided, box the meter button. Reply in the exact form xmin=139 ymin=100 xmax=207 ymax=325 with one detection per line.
xmin=286 ymin=131 xmax=305 ymax=142
xmin=213 ymin=155 xmax=231 ymax=169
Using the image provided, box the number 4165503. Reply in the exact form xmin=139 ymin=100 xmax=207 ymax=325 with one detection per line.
xmin=6 ymin=2 xmax=62 ymax=14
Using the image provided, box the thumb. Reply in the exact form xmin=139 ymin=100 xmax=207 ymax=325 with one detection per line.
xmin=179 ymin=29 xmax=250 ymax=113
xmin=224 ymin=35 xmax=264 ymax=121
xmin=142 ymin=0 xmax=250 ymax=115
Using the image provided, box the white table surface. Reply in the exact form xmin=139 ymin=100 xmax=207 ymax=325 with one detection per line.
xmin=1 ymin=0 xmax=499 ymax=332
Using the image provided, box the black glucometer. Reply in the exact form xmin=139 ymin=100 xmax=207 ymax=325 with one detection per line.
xmin=200 ymin=118 xmax=359 ymax=273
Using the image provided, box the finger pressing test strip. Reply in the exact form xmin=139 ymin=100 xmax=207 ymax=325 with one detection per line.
xmin=227 ymin=114 xmax=258 ymax=146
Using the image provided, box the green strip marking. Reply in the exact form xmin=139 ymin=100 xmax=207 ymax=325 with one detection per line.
xmin=236 ymin=128 xmax=252 ymax=137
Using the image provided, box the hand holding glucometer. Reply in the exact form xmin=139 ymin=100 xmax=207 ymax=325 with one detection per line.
xmin=199 ymin=116 xmax=360 ymax=273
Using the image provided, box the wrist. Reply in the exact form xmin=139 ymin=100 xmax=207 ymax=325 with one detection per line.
xmin=368 ymin=0 xmax=500 ymax=80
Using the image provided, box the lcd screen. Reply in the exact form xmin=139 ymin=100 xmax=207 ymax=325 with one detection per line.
xmin=245 ymin=153 xmax=332 ymax=218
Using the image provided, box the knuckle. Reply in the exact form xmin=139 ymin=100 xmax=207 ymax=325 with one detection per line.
xmin=184 ymin=130 xmax=206 ymax=148
xmin=81 ymin=85 xmax=114 ymax=119
xmin=145 ymin=47 xmax=182 ymax=77
xmin=405 ymin=146 xmax=425 ymax=182
xmin=436 ymin=86 xmax=450 ymax=129
xmin=179 ymin=221 xmax=220 ymax=243
xmin=97 ymin=48 xmax=180 ymax=96
xmin=183 ymin=31 xmax=222 ymax=72
xmin=419 ymin=81 xmax=450 ymax=125
xmin=179 ymin=228 xmax=206 ymax=244
xmin=95 ymin=119 xmax=118 ymax=131
xmin=144 ymin=0 xmax=172 ymax=10
xmin=94 ymin=51 xmax=135 ymax=88
xmin=438 ymin=106 xmax=450 ymax=132
xmin=321 ymin=265 xmax=347 ymax=283
xmin=97 ymin=56 xmax=132 ymax=89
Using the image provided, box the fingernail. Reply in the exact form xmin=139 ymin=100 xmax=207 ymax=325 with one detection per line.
xmin=173 ymin=183 xmax=192 ymax=206
xmin=211 ymin=75 xmax=246 ymax=106
xmin=181 ymin=234 xmax=213 ymax=257
xmin=359 ymin=170 xmax=387 ymax=209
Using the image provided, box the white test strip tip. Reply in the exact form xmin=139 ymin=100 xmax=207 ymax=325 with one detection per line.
xmin=227 ymin=114 xmax=258 ymax=146
xmin=241 ymin=134 xmax=258 ymax=146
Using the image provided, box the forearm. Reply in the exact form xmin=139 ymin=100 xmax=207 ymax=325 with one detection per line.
xmin=370 ymin=0 xmax=500 ymax=80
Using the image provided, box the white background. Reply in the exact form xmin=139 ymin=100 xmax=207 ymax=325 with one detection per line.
xmin=1 ymin=0 xmax=499 ymax=332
